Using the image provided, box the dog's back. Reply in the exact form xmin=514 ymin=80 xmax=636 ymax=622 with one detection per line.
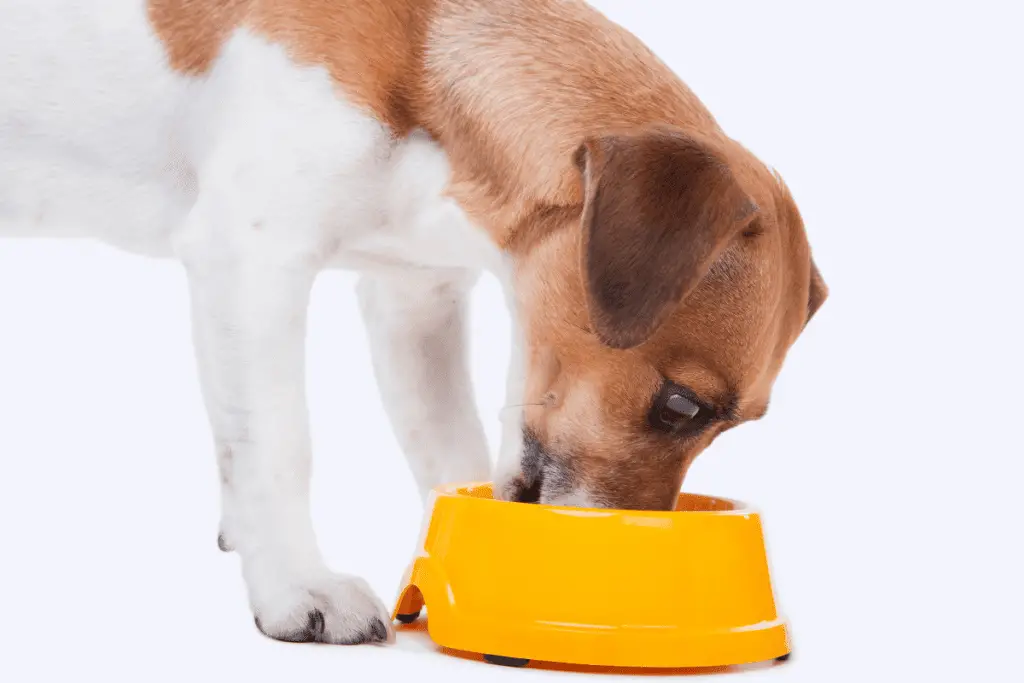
xmin=1 ymin=0 xmax=729 ymax=254
xmin=0 ymin=2 xmax=191 ymax=251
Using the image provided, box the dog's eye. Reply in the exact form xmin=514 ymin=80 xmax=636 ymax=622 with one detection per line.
xmin=663 ymin=393 xmax=701 ymax=421
xmin=649 ymin=382 xmax=707 ymax=433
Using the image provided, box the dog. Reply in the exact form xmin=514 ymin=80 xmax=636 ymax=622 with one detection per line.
xmin=0 ymin=0 xmax=827 ymax=645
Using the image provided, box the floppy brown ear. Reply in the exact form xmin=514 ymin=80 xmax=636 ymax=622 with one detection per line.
xmin=575 ymin=129 xmax=757 ymax=349
xmin=806 ymin=256 xmax=828 ymax=323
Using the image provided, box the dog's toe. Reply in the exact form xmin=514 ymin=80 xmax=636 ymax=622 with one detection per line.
xmin=255 ymin=609 xmax=328 ymax=643
xmin=342 ymin=617 xmax=389 ymax=645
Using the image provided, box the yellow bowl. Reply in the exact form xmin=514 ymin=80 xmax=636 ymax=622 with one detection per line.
xmin=392 ymin=483 xmax=791 ymax=669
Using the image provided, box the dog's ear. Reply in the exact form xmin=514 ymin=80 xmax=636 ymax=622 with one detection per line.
xmin=574 ymin=129 xmax=757 ymax=349
xmin=806 ymin=255 xmax=828 ymax=324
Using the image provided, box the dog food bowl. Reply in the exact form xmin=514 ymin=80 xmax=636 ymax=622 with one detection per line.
xmin=392 ymin=483 xmax=790 ymax=669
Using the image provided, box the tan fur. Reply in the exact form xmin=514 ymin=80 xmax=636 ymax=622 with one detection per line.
xmin=148 ymin=0 xmax=827 ymax=510
xmin=149 ymin=0 xmax=434 ymax=131
xmin=148 ymin=0 xmax=251 ymax=75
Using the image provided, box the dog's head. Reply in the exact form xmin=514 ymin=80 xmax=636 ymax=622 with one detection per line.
xmin=497 ymin=125 xmax=827 ymax=510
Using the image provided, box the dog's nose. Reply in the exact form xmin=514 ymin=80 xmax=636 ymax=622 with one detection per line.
xmin=496 ymin=429 xmax=556 ymax=503
xmin=509 ymin=469 xmax=544 ymax=503
xmin=499 ymin=465 xmax=545 ymax=503
xmin=511 ymin=431 xmax=555 ymax=503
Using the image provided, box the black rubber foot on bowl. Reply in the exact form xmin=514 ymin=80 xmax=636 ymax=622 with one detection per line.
xmin=484 ymin=655 xmax=530 ymax=667
xmin=776 ymin=653 xmax=792 ymax=662
xmin=395 ymin=610 xmax=421 ymax=624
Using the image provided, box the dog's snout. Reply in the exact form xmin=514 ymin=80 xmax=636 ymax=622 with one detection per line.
xmin=509 ymin=473 xmax=543 ymax=503
xmin=504 ymin=435 xmax=549 ymax=503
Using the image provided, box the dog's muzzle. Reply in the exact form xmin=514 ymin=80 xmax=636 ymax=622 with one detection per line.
xmin=500 ymin=431 xmax=576 ymax=504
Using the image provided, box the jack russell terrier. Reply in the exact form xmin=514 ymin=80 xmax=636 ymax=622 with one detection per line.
xmin=0 ymin=0 xmax=827 ymax=645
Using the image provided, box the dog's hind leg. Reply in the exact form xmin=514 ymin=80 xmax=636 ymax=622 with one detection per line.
xmin=357 ymin=269 xmax=492 ymax=501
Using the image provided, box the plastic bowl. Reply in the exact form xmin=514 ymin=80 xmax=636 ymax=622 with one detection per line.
xmin=392 ymin=483 xmax=790 ymax=669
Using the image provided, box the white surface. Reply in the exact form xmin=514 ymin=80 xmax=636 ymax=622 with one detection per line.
xmin=1 ymin=1 xmax=1022 ymax=681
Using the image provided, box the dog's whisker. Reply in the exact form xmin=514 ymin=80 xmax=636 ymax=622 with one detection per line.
xmin=500 ymin=403 xmax=544 ymax=412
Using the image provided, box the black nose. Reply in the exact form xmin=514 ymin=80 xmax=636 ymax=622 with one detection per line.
xmin=511 ymin=470 xmax=544 ymax=503
xmin=512 ymin=431 xmax=550 ymax=503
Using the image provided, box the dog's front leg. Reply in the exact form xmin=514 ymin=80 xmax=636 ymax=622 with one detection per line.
xmin=182 ymin=221 xmax=392 ymax=645
xmin=357 ymin=270 xmax=491 ymax=501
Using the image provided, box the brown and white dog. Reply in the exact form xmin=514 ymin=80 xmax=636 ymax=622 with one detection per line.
xmin=0 ymin=0 xmax=826 ymax=645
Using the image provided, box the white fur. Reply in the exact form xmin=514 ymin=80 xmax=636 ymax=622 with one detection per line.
xmin=0 ymin=3 xmax=526 ymax=644
xmin=544 ymin=490 xmax=600 ymax=509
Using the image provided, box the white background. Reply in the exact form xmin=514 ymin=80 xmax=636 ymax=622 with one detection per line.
xmin=1 ymin=1 xmax=1022 ymax=681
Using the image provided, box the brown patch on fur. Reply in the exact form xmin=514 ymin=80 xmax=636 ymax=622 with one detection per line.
xmin=148 ymin=0 xmax=825 ymax=510
xmin=148 ymin=0 xmax=251 ymax=75
xmin=148 ymin=0 xmax=436 ymax=132
xmin=251 ymin=0 xmax=435 ymax=133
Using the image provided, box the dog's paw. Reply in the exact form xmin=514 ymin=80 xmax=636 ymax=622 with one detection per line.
xmin=251 ymin=573 xmax=394 ymax=645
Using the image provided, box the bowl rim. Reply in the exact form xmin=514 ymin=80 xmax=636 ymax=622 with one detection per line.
xmin=430 ymin=481 xmax=760 ymax=517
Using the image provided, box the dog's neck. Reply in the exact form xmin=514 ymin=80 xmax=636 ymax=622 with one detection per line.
xmin=403 ymin=0 xmax=725 ymax=254
xmin=241 ymin=0 xmax=726 ymax=257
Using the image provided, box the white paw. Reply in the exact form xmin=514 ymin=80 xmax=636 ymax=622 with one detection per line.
xmin=250 ymin=573 xmax=395 ymax=645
